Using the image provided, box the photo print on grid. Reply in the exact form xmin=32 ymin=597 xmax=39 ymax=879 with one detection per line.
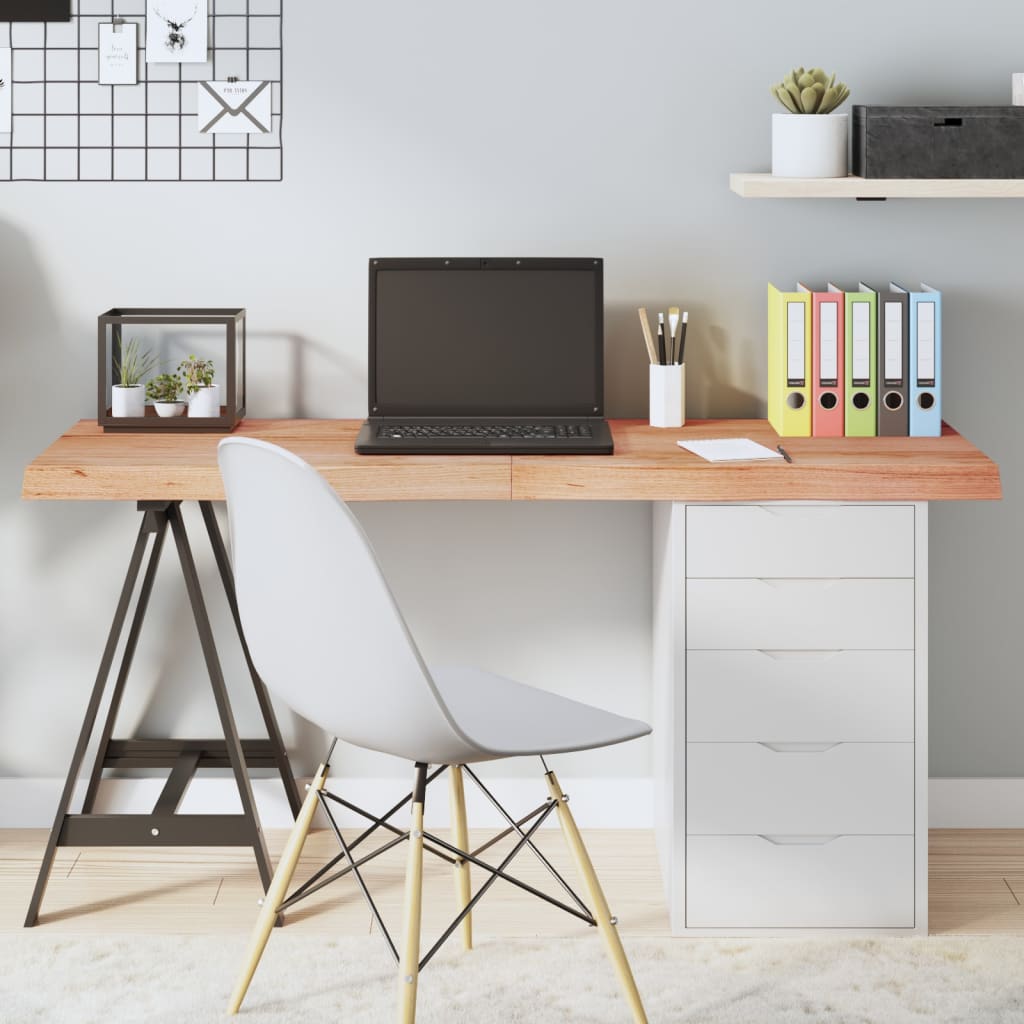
xmin=146 ymin=0 xmax=208 ymax=63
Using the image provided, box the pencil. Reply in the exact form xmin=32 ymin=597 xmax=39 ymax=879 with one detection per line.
xmin=637 ymin=307 xmax=658 ymax=364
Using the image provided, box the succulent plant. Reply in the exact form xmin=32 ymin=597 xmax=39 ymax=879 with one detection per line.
xmin=771 ymin=67 xmax=850 ymax=114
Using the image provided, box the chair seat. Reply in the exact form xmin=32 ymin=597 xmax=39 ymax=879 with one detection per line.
xmin=431 ymin=665 xmax=651 ymax=763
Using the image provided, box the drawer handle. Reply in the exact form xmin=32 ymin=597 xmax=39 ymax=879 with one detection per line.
xmin=757 ymin=505 xmax=847 ymax=518
xmin=757 ymin=650 xmax=841 ymax=663
xmin=758 ymin=578 xmax=842 ymax=590
xmin=758 ymin=742 xmax=840 ymax=754
xmin=759 ymin=835 xmax=840 ymax=846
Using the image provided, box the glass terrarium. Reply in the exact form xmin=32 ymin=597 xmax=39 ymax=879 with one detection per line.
xmin=98 ymin=308 xmax=246 ymax=432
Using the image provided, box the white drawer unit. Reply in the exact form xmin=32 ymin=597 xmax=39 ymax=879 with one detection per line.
xmin=653 ymin=502 xmax=928 ymax=935
xmin=686 ymin=742 xmax=914 ymax=835
xmin=686 ymin=835 xmax=916 ymax=929
xmin=686 ymin=504 xmax=915 ymax=579
xmin=686 ymin=650 xmax=914 ymax=742
xmin=687 ymin=578 xmax=914 ymax=650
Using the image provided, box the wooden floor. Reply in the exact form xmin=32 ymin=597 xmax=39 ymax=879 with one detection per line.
xmin=1 ymin=828 xmax=1022 ymax=936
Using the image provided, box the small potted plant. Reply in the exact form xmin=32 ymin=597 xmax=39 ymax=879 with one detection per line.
xmin=111 ymin=337 xmax=155 ymax=418
xmin=770 ymin=67 xmax=850 ymax=178
xmin=146 ymin=372 xmax=186 ymax=417
xmin=178 ymin=355 xmax=219 ymax=418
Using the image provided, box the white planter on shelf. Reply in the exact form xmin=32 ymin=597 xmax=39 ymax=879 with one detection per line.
xmin=188 ymin=384 xmax=220 ymax=418
xmin=153 ymin=401 xmax=186 ymax=418
xmin=111 ymin=385 xmax=145 ymax=418
xmin=771 ymin=113 xmax=849 ymax=178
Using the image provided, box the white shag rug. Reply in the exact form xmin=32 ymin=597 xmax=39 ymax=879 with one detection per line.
xmin=2 ymin=932 xmax=1024 ymax=1023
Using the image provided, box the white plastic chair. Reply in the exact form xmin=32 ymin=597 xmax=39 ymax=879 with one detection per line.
xmin=219 ymin=438 xmax=651 ymax=1023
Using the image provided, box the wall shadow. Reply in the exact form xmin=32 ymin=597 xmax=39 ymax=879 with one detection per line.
xmin=604 ymin=302 xmax=759 ymax=421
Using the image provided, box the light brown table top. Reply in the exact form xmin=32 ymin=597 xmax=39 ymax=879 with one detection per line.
xmin=21 ymin=419 xmax=1002 ymax=503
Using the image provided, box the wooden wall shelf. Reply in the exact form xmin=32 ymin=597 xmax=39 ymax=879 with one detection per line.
xmin=730 ymin=173 xmax=1024 ymax=200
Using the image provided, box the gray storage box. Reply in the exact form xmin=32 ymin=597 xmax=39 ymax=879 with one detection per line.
xmin=853 ymin=105 xmax=1024 ymax=178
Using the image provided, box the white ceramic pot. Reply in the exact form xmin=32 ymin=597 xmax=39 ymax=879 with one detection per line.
xmin=188 ymin=384 xmax=220 ymax=418
xmin=111 ymin=384 xmax=145 ymax=418
xmin=154 ymin=401 xmax=186 ymax=418
xmin=771 ymin=113 xmax=849 ymax=178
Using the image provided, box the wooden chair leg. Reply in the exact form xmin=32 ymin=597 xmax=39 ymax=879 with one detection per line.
xmin=227 ymin=761 xmax=329 ymax=1015
xmin=398 ymin=763 xmax=428 ymax=1024
xmin=448 ymin=764 xmax=473 ymax=950
xmin=545 ymin=770 xmax=648 ymax=1024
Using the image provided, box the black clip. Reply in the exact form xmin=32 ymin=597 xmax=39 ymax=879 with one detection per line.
xmin=227 ymin=76 xmax=239 ymax=84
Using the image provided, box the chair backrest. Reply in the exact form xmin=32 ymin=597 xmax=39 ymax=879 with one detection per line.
xmin=217 ymin=437 xmax=472 ymax=762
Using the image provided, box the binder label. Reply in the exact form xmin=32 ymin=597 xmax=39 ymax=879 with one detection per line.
xmin=852 ymin=302 xmax=871 ymax=386
xmin=883 ymin=301 xmax=904 ymax=384
xmin=786 ymin=301 xmax=805 ymax=386
xmin=917 ymin=302 xmax=936 ymax=386
xmin=820 ymin=301 xmax=839 ymax=386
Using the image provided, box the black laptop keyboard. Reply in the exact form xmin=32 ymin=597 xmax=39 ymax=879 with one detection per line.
xmin=377 ymin=423 xmax=594 ymax=440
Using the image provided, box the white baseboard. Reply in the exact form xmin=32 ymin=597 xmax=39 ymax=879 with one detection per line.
xmin=5 ymin=778 xmax=1020 ymax=830
xmin=928 ymin=778 xmax=1024 ymax=828
xmin=0 ymin=776 xmax=654 ymax=830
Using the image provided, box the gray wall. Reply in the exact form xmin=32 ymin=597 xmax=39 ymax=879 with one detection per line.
xmin=1 ymin=0 xmax=1021 ymax=792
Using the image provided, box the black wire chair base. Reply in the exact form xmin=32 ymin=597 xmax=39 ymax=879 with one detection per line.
xmin=275 ymin=764 xmax=596 ymax=972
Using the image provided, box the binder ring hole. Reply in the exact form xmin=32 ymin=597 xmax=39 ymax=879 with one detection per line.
xmin=852 ymin=392 xmax=870 ymax=410
xmin=883 ymin=391 xmax=904 ymax=411
xmin=786 ymin=393 xmax=805 ymax=410
xmin=918 ymin=392 xmax=935 ymax=410
xmin=819 ymin=392 xmax=838 ymax=410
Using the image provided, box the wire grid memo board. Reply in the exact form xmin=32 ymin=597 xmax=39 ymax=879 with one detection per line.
xmin=0 ymin=0 xmax=283 ymax=181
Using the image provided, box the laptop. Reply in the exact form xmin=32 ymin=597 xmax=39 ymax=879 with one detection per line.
xmin=355 ymin=257 xmax=613 ymax=454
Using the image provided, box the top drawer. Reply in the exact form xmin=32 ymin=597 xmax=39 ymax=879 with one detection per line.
xmin=686 ymin=505 xmax=914 ymax=579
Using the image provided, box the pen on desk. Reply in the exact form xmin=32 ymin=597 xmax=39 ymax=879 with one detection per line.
xmin=657 ymin=312 xmax=667 ymax=365
xmin=638 ymin=307 xmax=658 ymax=364
xmin=777 ymin=444 xmax=793 ymax=463
xmin=677 ymin=311 xmax=689 ymax=364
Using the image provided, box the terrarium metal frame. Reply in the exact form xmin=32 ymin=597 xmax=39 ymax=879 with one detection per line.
xmin=97 ymin=307 xmax=246 ymax=432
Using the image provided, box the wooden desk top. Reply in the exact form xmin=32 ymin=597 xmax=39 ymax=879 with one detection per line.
xmin=22 ymin=419 xmax=1001 ymax=503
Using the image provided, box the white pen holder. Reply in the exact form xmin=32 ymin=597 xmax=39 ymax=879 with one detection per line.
xmin=649 ymin=363 xmax=685 ymax=428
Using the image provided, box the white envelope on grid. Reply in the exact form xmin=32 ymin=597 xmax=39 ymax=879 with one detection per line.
xmin=197 ymin=80 xmax=271 ymax=134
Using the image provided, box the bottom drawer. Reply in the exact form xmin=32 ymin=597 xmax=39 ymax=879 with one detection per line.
xmin=686 ymin=835 xmax=914 ymax=929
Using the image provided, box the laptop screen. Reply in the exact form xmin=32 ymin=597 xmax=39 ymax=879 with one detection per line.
xmin=369 ymin=258 xmax=603 ymax=418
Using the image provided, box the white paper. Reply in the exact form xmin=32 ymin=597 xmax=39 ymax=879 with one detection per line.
xmin=99 ymin=23 xmax=138 ymax=85
xmin=917 ymin=302 xmax=936 ymax=382
xmin=146 ymin=0 xmax=208 ymax=63
xmin=197 ymin=80 xmax=271 ymax=134
xmin=677 ymin=438 xmax=785 ymax=463
xmin=0 ymin=49 xmax=11 ymax=136
xmin=884 ymin=301 xmax=903 ymax=381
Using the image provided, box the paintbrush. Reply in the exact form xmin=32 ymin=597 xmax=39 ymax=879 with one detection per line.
xmin=678 ymin=311 xmax=689 ymax=363
xmin=668 ymin=306 xmax=680 ymax=364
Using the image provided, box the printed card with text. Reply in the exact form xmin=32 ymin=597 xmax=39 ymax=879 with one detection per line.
xmin=99 ymin=23 xmax=139 ymax=86
xmin=0 ymin=49 xmax=10 ymax=136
